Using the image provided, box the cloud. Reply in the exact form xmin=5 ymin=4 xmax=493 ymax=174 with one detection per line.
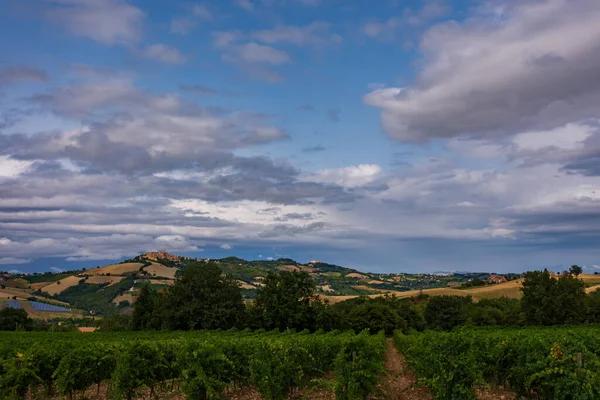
xmin=250 ymin=22 xmax=342 ymax=47
xmin=327 ymin=109 xmax=340 ymax=122
xmin=365 ymin=0 xmax=600 ymax=142
xmin=361 ymin=17 xmax=401 ymax=39
xmin=49 ymin=266 xmax=64 ymax=273
xmin=0 ymin=257 xmax=31 ymax=265
xmin=0 ymin=66 xmax=49 ymax=86
xmin=235 ymin=0 xmax=254 ymax=11
xmin=302 ymin=145 xmax=326 ymax=153
xmin=298 ymin=104 xmax=316 ymax=112
xmin=223 ymin=42 xmax=291 ymax=65
xmin=220 ymin=243 xmax=232 ymax=250
xmin=143 ymin=44 xmax=186 ymax=64
xmin=306 ymin=164 xmax=382 ymax=188
xmin=45 ymin=0 xmax=144 ymax=45
xmin=170 ymin=4 xmax=213 ymax=35
xmin=179 ymin=84 xmax=221 ymax=95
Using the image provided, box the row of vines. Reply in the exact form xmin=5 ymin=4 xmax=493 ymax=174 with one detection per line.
xmin=0 ymin=329 xmax=385 ymax=400
xmin=395 ymin=326 xmax=600 ymax=400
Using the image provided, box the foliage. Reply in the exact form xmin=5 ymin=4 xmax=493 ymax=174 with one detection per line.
xmin=255 ymin=270 xmax=318 ymax=331
xmin=164 ymin=262 xmax=245 ymax=330
xmin=424 ymin=295 xmax=472 ymax=331
xmin=521 ymin=270 xmax=586 ymax=325
xmin=52 ymin=276 xmax=134 ymax=315
xmin=0 ymin=329 xmax=385 ymax=400
xmin=0 ymin=308 xmax=32 ymax=331
xmin=345 ymin=302 xmax=405 ymax=335
xmin=396 ymin=326 xmax=600 ymax=400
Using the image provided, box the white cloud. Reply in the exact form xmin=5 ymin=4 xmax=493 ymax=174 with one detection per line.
xmin=220 ymin=243 xmax=232 ymax=250
xmin=46 ymin=0 xmax=144 ymax=45
xmin=306 ymin=164 xmax=382 ymax=187
xmin=0 ymin=156 xmax=33 ymax=178
xmin=143 ymin=44 xmax=186 ymax=65
xmin=49 ymin=266 xmax=64 ymax=273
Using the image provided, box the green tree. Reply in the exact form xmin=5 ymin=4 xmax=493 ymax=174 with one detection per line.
xmin=345 ymin=302 xmax=405 ymax=335
xmin=165 ymin=262 xmax=244 ymax=330
xmin=255 ymin=271 xmax=317 ymax=331
xmin=131 ymin=284 xmax=155 ymax=331
xmin=424 ymin=295 xmax=472 ymax=331
xmin=0 ymin=307 xmax=32 ymax=331
xmin=569 ymin=264 xmax=583 ymax=276
xmin=521 ymin=270 xmax=586 ymax=325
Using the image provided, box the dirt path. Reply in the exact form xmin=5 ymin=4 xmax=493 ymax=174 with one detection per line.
xmin=372 ymin=338 xmax=433 ymax=400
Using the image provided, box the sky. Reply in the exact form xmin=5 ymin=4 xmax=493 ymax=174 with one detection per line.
xmin=1 ymin=0 xmax=600 ymax=274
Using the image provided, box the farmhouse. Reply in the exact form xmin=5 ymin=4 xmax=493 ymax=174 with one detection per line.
xmin=488 ymin=275 xmax=507 ymax=284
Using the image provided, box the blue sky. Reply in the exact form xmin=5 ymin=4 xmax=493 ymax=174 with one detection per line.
xmin=1 ymin=0 xmax=600 ymax=274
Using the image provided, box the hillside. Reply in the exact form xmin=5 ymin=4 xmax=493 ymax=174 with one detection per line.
xmin=2 ymin=252 xmax=584 ymax=318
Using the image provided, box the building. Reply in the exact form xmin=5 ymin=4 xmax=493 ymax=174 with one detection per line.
xmin=487 ymin=275 xmax=507 ymax=284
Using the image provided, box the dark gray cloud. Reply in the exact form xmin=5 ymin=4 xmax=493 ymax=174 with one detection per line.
xmin=327 ymin=108 xmax=340 ymax=122
xmin=179 ymin=84 xmax=221 ymax=95
xmin=0 ymin=66 xmax=49 ymax=86
xmin=259 ymin=221 xmax=325 ymax=238
xmin=302 ymin=145 xmax=326 ymax=152
xmin=298 ymin=104 xmax=316 ymax=112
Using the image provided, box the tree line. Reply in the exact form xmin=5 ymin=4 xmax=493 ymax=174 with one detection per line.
xmin=2 ymin=262 xmax=598 ymax=332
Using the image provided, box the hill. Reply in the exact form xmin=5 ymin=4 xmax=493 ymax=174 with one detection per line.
xmin=3 ymin=251 xmax=589 ymax=318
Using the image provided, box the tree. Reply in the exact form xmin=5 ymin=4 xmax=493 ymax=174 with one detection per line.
xmin=131 ymin=284 xmax=155 ymax=331
xmin=424 ymin=295 xmax=472 ymax=331
xmin=345 ymin=302 xmax=405 ymax=335
xmin=255 ymin=271 xmax=317 ymax=331
xmin=164 ymin=262 xmax=244 ymax=330
xmin=0 ymin=307 xmax=32 ymax=331
xmin=521 ymin=270 xmax=586 ymax=325
xmin=569 ymin=265 xmax=583 ymax=276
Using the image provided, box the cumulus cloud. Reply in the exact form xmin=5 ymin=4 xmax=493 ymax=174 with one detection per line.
xmin=143 ymin=44 xmax=186 ymax=65
xmin=365 ymin=0 xmax=600 ymax=142
xmin=220 ymin=243 xmax=232 ymax=250
xmin=45 ymin=0 xmax=144 ymax=45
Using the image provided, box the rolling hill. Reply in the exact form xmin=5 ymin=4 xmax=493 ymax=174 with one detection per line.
xmin=2 ymin=252 xmax=593 ymax=318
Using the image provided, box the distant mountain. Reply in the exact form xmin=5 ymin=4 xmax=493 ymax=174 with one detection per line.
xmin=0 ymin=252 xmax=511 ymax=317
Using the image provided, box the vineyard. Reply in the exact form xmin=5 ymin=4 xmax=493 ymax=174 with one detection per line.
xmin=395 ymin=326 xmax=600 ymax=400
xmin=0 ymin=329 xmax=385 ymax=400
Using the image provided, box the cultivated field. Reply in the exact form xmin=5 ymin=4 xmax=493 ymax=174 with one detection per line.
xmin=0 ymin=330 xmax=385 ymax=400
xmin=142 ymin=262 xmax=178 ymax=279
xmin=41 ymin=275 xmax=83 ymax=296
xmin=85 ymin=262 xmax=145 ymax=276
xmin=85 ymin=275 xmax=125 ymax=285
xmin=323 ymin=274 xmax=600 ymax=303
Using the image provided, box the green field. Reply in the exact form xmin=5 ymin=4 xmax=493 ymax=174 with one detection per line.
xmin=0 ymin=329 xmax=385 ymax=400
xmin=395 ymin=326 xmax=600 ymax=399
